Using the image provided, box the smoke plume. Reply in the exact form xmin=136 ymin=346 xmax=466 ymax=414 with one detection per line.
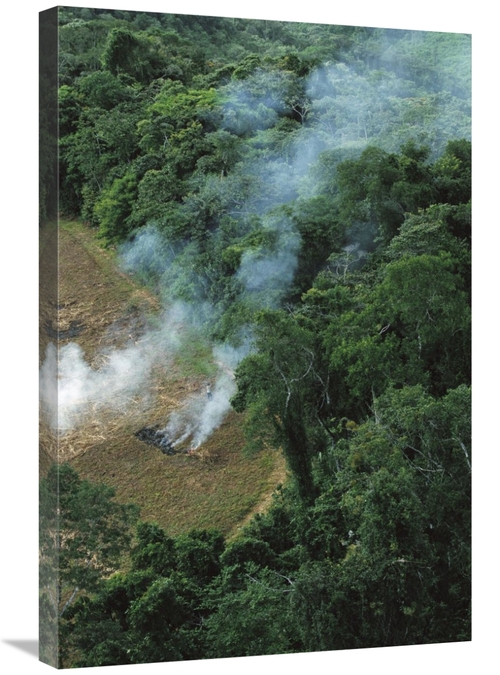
xmin=40 ymin=31 xmax=470 ymax=446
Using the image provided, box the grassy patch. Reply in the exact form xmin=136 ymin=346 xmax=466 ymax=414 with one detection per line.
xmin=170 ymin=327 xmax=218 ymax=380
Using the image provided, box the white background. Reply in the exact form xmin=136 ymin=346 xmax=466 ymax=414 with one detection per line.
xmin=1 ymin=1 xmax=496 ymax=673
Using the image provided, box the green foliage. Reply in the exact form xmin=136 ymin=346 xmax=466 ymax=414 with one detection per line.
xmin=40 ymin=463 xmax=139 ymax=608
xmin=336 ymin=141 xmax=441 ymax=245
xmin=54 ymin=10 xmax=471 ymax=664
xmin=58 ymin=85 xmax=81 ymax=136
xmin=203 ymin=571 xmax=294 ymax=658
xmin=220 ymin=536 xmax=278 ymax=571
xmin=77 ymin=70 xmax=131 ymax=110
xmin=130 ymin=166 xmax=184 ymax=228
xmin=174 ymin=529 xmax=225 ymax=585
xmin=433 ymin=138 xmax=472 ymax=208
xmin=232 ymin=310 xmax=322 ymax=502
xmin=290 ymin=195 xmax=344 ymax=291
xmin=102 ymin=27 xmax=167 ymax=83
xmin=40 ymin=464 xmax=138 ymax=665
xmin=95 ymin=172 xmax=139 ymax=244
xmin=125 ymin=576 xmax=195 ymax=662
xmin=379 ymin=251 xmax=470 ymax=391
xmin=131 ymin=522 xmax=176 ymax=576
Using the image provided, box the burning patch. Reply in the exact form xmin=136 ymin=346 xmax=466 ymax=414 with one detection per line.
xmin=135 ymin=426 xmax=177 ymax=455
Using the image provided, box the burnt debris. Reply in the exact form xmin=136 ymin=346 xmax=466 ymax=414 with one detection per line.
xmin=45 ymin=319 xmax=85 ymax=339
xmin=135 ymin=426 xmax=177 ymax=455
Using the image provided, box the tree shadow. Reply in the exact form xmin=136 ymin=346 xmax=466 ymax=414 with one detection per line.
xmin=3 ymin=639 xmax=39 ymax=659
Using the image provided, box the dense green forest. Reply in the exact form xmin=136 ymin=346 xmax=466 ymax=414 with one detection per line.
xmin=41 ymin=7 xmax=471 ymax=666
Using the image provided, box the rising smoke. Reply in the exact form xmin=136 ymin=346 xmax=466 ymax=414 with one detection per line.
xmin=40 ymin=31 xmax=470 ymax=447
xmin=155 ymin=340 xmax=252 ymax=450
xmin=40 ymin=301 xmax=187 ymax=431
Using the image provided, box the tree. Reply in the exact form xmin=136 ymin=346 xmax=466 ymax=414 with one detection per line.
xmin=336 ymin=142 xmax=442 ymax=246
xmin=433 ymin=138 xmax=471 ymax=205
xmin=379 ymin=251 xmax=470 ymax=392
xmin=336 ymin=145 xmax=403 ymax=245
xmin=196 ymin=129 xmax=242 ymax=177
xmin=391 ymin=140 xmax=436 ymax=213
xmin=289 ymin=196 xmax=344 ymax=293
xmin=95 ymin=171 xmax=139 ymax=243
xmin=101 ymin=27 xmax=166 ymax=83
xmin=64 ymin=525 xmax=224 ymax=666
xmin=232 ymin=310 xmax=326 ymax=502
xmin=203 ymin=568 xmax=294 ymax=658
xmin=174 ymin=529 xmax=225 ymax=586
xmin=129 ymin=166 xmax=184 ymax=228
xmin=125 ymin=576 xmax=198 ymax=663
xmin=76 ymin=70 xmax=130 ymax=110
xmin=131 ymin=521 xmax=177 ymax=576
xmin=39 ymin=462 xmax=139 ymax=656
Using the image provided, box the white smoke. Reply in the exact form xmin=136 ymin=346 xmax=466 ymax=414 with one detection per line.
xmin=159 ymin=338 xmax=253 ymax=450
xmin=39 ymin=343 xmax=58 ymax=429
xmin=41 ymin=32 xmax=470 ymax=444
xmin=56 ymin=340 xmax=156 ymax=430
xmin=120 ymin=223 xmax=175 ymax=278
xmin=38 ymin=287 xmax=254 ymax=450
xmin=237 ymin=228 xmax=301 ymax=307
xmin=39 ymin=301 xmax=191 ymax=432
xmin=162 ymin=372 xmax=236 ymax=450
xmin=220 ymin=69 xmax=287 ymax=136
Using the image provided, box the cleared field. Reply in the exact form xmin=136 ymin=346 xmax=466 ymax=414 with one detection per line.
xmin=40 ymin=220 xmax=286 ymax=537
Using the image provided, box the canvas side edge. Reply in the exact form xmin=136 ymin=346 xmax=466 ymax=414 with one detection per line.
xmin=39 ymin=6 xmax=60 ymax=669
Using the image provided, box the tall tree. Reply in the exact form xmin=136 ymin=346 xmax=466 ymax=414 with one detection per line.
xmin=232 ymin=310 xmax=327 ymax=502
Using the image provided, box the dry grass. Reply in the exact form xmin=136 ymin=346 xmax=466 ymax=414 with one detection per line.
xmin=43 ymin=220 xmax=286 ymax=537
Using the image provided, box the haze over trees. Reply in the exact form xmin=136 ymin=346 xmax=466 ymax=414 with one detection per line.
xmin=43 ymin=7 xmax=471 ymax=666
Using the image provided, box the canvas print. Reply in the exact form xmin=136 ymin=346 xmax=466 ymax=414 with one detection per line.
xmin=39 ymin=6 xmax=471 ymax=668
